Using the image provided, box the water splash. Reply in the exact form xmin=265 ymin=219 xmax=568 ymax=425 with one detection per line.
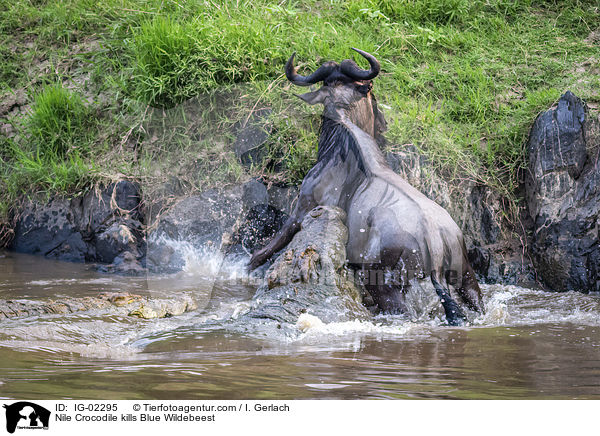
xmin=148 ymin=235 xmax=250 ymax=280
xmin=476 ymin=284 xmax=600 ymax=327
xmin=295 ymin=313 xmax=418 ymax=337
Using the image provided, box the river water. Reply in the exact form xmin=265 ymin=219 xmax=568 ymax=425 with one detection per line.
xmin=0 ymin=249 xmax=599 ymax=400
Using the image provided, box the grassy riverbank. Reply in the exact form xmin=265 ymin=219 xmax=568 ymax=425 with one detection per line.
xmin=0 ymin=0 xmax=598 ymax=239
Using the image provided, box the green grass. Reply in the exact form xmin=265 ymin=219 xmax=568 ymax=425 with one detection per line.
xmin=0 ymin=0 xmax=599 ymax=240
xmin=27 ymin=82 xmax=95 ymax=159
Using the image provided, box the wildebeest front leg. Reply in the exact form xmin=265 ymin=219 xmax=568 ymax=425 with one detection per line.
xmin=248 ymin=216 xmax=301 ymax=270
xmin=248 ymin=191 xmax=316 ymax=271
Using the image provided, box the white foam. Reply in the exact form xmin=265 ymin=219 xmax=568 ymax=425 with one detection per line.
xmin=296 ymin=314 xmax=324 ymax=332
xmin=295 ymin=313 xmax=418 ymax=337
xmin=477 ymin=283 xmax=600 ymax=327
xmin=28 ymin=279 xmax=78 ymax=286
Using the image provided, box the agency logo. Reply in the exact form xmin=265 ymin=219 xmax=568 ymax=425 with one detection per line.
xmin=3 ymin=402 xmax=50 ymax=434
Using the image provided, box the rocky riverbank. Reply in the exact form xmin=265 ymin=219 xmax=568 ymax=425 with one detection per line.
xmin=4 ymin=91 xmax=599 ymax=294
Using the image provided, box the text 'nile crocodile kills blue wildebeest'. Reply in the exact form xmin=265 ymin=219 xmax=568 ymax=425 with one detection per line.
xmin=249 ymin=49 xmax=484 ymax=325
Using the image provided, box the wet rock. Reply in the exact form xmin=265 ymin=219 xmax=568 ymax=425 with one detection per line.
xmin=146 ymin=244 xmax=176 ymax=271
xmin=526 ymin=91 xmax=587 ymax=214
xmin=243 ymin=178 xmax=268 ymax=210
xmin=467 ymin=244 xmax=491 ymax=277
xmin=71 ymin=180 xmax=142 ymax=233
xmin=267 ymin=184 xmax=299 ymax=215
xmin=0 ymin=292 xmax=197 ymax=321
xmin=95 ymin=222 xmax=135 ymax=263
xmin=96 ymin=251 xmax=146 ymax=276
xmin=229 ymin=205 xmax=288 ymax=255
xmin=150 ymin=186 xmax=243 ymax=247
xmin=223 ymin=181 xmax=292 ymax=258
xmin=146 ymin=179 xmax=299 ymax=272
xmin=244 ymin=206 xmax=370 ymax=323
xmin=525 ymin=91 xmax=600 ymax=292
xmin=13 ymin=198 xmax=86 ymax=259
xmin=12 ymin=180 xmax=144 ymax=265
xmin=233 ymin=108 xmax=272 ymax=166
xmin=112 ymin=180 xmax=143 ymax=215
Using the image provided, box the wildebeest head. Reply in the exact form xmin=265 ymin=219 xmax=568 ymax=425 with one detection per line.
xmin=285 ymin=48 xmax=387 ymax=141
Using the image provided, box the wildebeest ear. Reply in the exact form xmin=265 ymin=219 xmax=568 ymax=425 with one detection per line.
xmin=296 ymin=88 xmax=328 ymax=105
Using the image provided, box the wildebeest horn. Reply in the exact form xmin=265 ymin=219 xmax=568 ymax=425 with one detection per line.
xmin=340 ymin=48 xmax=380 ymax=80
xmin=285 ymin=53 xmax=338 ymax=86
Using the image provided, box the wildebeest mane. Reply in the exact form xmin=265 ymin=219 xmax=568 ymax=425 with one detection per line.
xmin=317 ymin=117 xmax=366 ymax=175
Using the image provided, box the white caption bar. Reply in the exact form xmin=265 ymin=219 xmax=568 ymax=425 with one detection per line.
xmin=1 ymin=400 xmax=597 ymax=436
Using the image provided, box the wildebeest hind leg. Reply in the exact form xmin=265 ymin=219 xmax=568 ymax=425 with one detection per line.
xmin=431 ymin=274 xmax=467 ymax=326
xmin=456 ymin=256 xmax=485 ymax=313
xmin=366 ymin=282 xmax=408 ymax=314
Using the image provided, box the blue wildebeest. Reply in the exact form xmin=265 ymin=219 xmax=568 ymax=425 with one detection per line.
xmin=249 ymin=49 xmax=484 ymax=325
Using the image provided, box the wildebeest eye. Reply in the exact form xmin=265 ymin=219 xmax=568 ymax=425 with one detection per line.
xmin=356 ymin=82 xmax=371 ymax=95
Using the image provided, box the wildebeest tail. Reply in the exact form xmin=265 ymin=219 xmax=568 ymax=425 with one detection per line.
xmin=431 ymin=273 xmax=467 ymax=326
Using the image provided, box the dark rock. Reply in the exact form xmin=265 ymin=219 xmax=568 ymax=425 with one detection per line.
xmin=113 ymin=180 xmax=142 ymax=216
xmin=149 ymin=187 xmax=242 ymax=246
xmin=233 ymin=108 xmax=272 ymax=166
xmin=146 ymin=243 xmax=178 ymax=272
xmin=485 ymin=253 xmax=532 ymax=285
xmin=146 ymin=180 xmax=300 ymax=272
xmin=468 ymin=186 xmax=500 ymax=245
xmin=11 ymin=181 xmax=144 ymax=265
xmin=46 ymin=232 xmax=89 ymax=262
xmin=526 ymin=91 xmax=600 ymax=292
xmin=231 ymin=204 xmax=288 ymax=254
xmin=97 ymin=251 xmax=146 ymax=276
xmin=534 ymin=91 xmax=587 ymax=175
xmin=94 ymin=221 xmax=140 ymax=264
xmin=267 ymin=184 xmax=299 ymax=215
xmin=243 ymin=206 xmax=370 ymax=324
xmin=13 ymin=199 xmax=82 ymax=257
xmin=242 ymin=179 xmax=268 ymax=210
xmin=72 ymin=180 xmax=142 ymax=233
xmin=467 ymin=244 xmax=490 ymax=277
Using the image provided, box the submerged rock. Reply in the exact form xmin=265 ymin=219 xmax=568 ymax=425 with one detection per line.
xmin=0 ymin=292 xmax=197 ymax=321
xmin=244 ymin=206 xmax=370 ymax=324
xmin=525 ymin=91 xmax=600 ymax=292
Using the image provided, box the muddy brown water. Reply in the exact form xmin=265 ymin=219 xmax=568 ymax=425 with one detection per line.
xmin=1 ymin=250 xmax=599 ymax=400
